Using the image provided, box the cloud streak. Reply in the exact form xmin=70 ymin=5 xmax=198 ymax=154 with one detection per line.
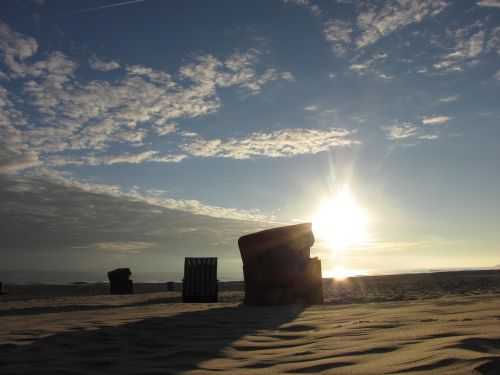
xmin=181 ymin=128 xmax=359 ymax=159
xmin=422 ymin=115 xmax=452 ymax=125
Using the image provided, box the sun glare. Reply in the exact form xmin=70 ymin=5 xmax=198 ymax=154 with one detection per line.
xmin=312 ymin=189 xmax=372 ymax=252
xmin=323 ymin=267 xmax=360 ymax=280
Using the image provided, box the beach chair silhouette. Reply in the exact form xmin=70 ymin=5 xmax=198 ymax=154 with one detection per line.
xmin=107 ymin=268 xmax=133 ymax=294
xmin=238 ymin=223 xmax=323 ymax=305
xmin=182 ymin=257 xmax=218 ymax=302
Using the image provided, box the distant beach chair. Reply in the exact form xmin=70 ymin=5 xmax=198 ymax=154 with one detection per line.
xmin=182 ymin=257 xmax=218 ymax=302
xmin=107 ymin=268 xmax=133 ymax=294
xmin=166 ymin=281 xmax=175 ymax=291
xmin=238 ymin=223 xmax=323 ymax=305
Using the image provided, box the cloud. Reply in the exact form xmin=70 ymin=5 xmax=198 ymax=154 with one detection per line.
xmin=349 ymin=53 xmax=391 ymax=79
xmin=384 ymin=123 xmax=419 ymax=140
xmin=181 ymin=128 xmax=359 ymax=159
xmin=88 ymin=151 xmax=159 ymax=165
xmin=439 ymin=95 xmax=459 ymax=103
xmin=25 ymin=168 xmax=273 ymax=222
xmin=494 ymin=70 xmax=500 ymax=80
xmin=356 ymin=1 xmax=448 ymax=48
xmin=446 ymin=31 xmax=484 ymax=59
xmin=280 ymin=71 xmax=295 ymax=81
xmin=433 ymin=24 xmax=487 ymax=73
xmin=92 ymin=241 xmax=156 ymax=253
xmin=323 ymin=20 xmax=353 ymax=55
xmin=46 ymin=151 xmax=187 ymax=167
xmin=486 ymin=26 xmax=500 ymax=55
xmin=282 ymin=0 xmax=321 ymax=16
xmin=418 ymin=134 xmax=439 ymax=140
xmin=0 ymin=85 xmax=40 ymax=174
xmin=0 ymin=173 xmax=273 ymax=272
xmin=349 ymin=53 xmax=393 ymax=80
xmin=477 ymin=0 xmax=500 ymax=8
xmin=0 ymin=22 xmax=293 ymax=170
xmin=89 ymin=55 xmax=120 ymax=71
xmin=422 ymin=115 xmax=452 ymax=125
xmin=304 ymin=105 xmax=318 ymax=111
xmin=0 ymin=22 xmax=38 ymax=75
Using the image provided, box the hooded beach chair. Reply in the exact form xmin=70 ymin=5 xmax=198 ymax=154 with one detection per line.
xmin=182 ymin=257 xmax=218 ymax=302
xmin=238 ymin=223 xmax=323 ymax=305
xmin=107 ymin=268 xmax=133 ymax=294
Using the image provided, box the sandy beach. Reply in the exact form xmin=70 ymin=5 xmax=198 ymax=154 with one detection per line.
xmin=1 ymin=271 xmax=499 ymax=374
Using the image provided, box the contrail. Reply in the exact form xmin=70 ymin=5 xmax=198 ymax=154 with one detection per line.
xmin=56 ymin=0 xmax=152 ymax=17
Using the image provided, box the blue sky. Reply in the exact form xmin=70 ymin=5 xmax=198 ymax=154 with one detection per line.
xmin=0 ymin=0 xmax=499 ymax=281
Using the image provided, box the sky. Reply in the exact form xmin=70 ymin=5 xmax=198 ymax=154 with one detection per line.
xmin=0 ymin=0 xmax=499 ymax=282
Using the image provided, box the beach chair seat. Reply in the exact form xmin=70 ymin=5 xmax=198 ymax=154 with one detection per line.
xmin=182 ymin=257 xmax=218 ymax=302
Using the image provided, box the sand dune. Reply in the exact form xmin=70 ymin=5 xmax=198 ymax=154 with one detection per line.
xmin=1 ymin=272 xmax=499 ymax=374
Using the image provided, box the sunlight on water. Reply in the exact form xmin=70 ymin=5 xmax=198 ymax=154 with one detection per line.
xmin=323 ymin=267 xmax=363 ymax=280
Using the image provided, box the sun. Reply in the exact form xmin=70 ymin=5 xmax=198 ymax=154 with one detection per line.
xmin=312 ymin=189 xmax=371 ymax=251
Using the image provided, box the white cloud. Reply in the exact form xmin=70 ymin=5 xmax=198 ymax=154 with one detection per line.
xmin=418 ymin=134 xmax=439 ymax=140
xmin=181 ymin=128 xmax=358 ymax=159
xmin=356 ymin=1 xmax=448 ymax=48
xmin=0 ymin=85 xmax=40 ymax=174
xmin=149 ymin=154 xmax=187 ymax=163
xmin=477 ymin=0 xmax=500 ymax=7
xmin=433 ymin=25 xmax=487 ymax=73
xmin=0 ymin=22 xmax=293 ymax=170
xmin=89 ymin=55 xmax=120 ymax=71
xmin=439 ymin=95 xmax=459 ymax=103
xmin=280 ymin=71 xmax=295 ymax=81
xmin=323 ymin=20 xmax=353 ymax=55
xmin=384 ymin=123 xmax=419 ymax=140
xmin=494 ymin=70 xmax=500 ymax=80
xmin=349 ymin=53 xmax=392 ymax=79
xmin=422 ymin=115 xmax=452 ymax=125
xmin=446 ymin=31 xmax=484 ymax=59
xmin=304 ymin=105 xmax=318 ymax=111
xmin=96 ymin=151 xmax=159 ymax=165
xmin=47 ymin=151 xmax=187 ymax=167
xmin=0 ymin=22 xmax=38 ymax=75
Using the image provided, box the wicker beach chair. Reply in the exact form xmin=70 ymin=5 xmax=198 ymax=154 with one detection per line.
xmin=238 ymin=223 xmax=323 ymax=305
xmin=182 ymin=257 xmax=218 ymax=302
xmin=107 ymin=268 xmax=133 ymax=294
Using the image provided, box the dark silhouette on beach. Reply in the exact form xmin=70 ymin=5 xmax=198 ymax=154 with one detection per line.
xmin=239 ymin=223 xmax=323 ymax=305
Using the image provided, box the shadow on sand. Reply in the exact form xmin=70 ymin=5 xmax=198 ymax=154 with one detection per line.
xmin=0 ymin=295 xmax=183 ymax=317
xmin=0 ymin=304 xmax=305 ymax=374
